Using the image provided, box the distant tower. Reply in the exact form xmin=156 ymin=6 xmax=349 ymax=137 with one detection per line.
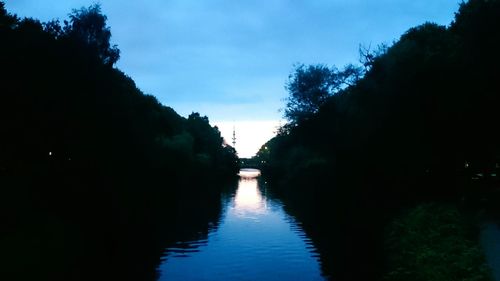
xmin=232 ymin=126 xmax=236 ymax=148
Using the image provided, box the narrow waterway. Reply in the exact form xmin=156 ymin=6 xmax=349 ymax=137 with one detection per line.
xmin=157 ymin=169 xmax=326 ymax=280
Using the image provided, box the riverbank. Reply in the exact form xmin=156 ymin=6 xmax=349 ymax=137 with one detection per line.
xmin=384 ymin=204 xmax=492 ymax=281
xmin=260 ymin=169 xmax=496 ymax=281
xmin=0 ymin=5 xmax=240 ymax=280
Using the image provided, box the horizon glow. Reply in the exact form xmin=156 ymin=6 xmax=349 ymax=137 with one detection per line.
xmin=213 ymin=120 xmax=282 ymax=158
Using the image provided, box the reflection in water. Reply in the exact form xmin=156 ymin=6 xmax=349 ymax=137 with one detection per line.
xmin=233 ymin=178 xmax=267 ymax=217
xmin=158 ymin=170 xmax=325 ymax=280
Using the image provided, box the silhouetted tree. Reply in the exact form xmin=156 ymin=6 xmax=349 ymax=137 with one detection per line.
xmin=0 ymin=3 xmax=238 ymax=280
xmin=284 ymin=63 xmax=361 ymax=125
xmin=64 ymin=4 xmax=120 ymax=65
xmin=256 ymin=1 xmax=500 ymax=279
xmin=358 ymin=43 xmax=388 ymax=71
xmin=0 ymin=2 xmax=16 ymax=28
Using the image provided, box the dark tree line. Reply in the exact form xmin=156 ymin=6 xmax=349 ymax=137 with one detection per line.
xmin=255 ymin=0 xmax=500 ymax=280
xmin=0 ymin=3 xmax=238 ymax=281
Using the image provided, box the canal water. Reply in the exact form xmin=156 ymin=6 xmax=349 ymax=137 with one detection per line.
xmin=157 ymin=169 xmax=326 ymax=280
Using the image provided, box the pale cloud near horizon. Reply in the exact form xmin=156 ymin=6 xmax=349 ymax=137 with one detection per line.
xmin=213 ymin=120 xmax=283 ymax=158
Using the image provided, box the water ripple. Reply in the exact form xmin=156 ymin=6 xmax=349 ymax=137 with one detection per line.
xmin=158 ymin=175 xmax=325 ymax=280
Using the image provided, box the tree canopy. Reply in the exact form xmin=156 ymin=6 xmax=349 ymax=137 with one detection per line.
xmin=255 ymin=0 xmax=500 ymax=279
xmin=0 ymin=3 xmax=238 ymax=280
xmin=283 ymin=63 xmax=361 ymax=125
xmin=65 ymin=4 xmax=120 ymax=65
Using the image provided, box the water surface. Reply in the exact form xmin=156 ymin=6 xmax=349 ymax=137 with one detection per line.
xmin=158 ymin=169 xmax=325 ymax=280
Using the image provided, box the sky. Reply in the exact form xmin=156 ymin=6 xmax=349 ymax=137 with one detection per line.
xmin=5 ymin=0 xmax=462 ymax=157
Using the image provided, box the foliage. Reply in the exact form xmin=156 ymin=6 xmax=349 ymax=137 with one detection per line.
xmin=259 ymin=0 xmax=500 ymax=207
xmin=64 ymin=4 xmax=120 ymax=65
xmin=0 ymin=3 xmax=238 ymax=280
xmin=256 ymin=0 xmax=500 ymax=279
xmin=385 ymin=204 xmax=491 ymax=281
xmin=0 ymin=2 xmax=16 ymax=28
xmin=283 ymin=63 xmax=361 ymax=125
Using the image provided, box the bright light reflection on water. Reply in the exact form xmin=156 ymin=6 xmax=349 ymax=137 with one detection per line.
xmin=158 ymin=169 xmax=325 ymax=281
xmin=233 ymin=178 xmax=267 ymax=217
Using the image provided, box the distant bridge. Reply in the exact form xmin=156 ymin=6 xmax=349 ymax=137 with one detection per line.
xmin=239 ymin=158 xmax=261 ymax=169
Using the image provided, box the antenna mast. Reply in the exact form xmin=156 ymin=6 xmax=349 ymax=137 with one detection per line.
xmin=232 ymin=126 xmax=236 ymax=148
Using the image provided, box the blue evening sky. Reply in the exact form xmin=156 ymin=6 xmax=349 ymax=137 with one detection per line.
xmin=4 ymin=0 xmax=462 ymax=157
